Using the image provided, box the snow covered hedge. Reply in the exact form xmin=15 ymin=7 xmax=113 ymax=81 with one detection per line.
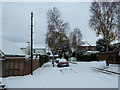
xmin=72 ymin=50 xmax=97 ymax=61
xmin=39 ymin=55 xmax=49 ymax=66
xmin=76 ymin=54 xmax=97 ymax=61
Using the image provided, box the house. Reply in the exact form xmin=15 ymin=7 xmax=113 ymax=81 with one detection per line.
xmin=16 ymin=42 xmax=46 ymax=55
xmin=0 ymin=38 xmax=48 ymax=77
xmin=78 ymin=41 xmax=96 ymax=52
xmin=0 ymin=38 xmax=25 ymax=77
xmin=33 ymin=44 xmax=46 ymax=55
xmin=78 ymin=46 xmax=96 ymax=51
xmin=0 ymin=38 xmax=25 ymax=57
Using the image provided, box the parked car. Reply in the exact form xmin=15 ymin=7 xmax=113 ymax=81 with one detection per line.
xmin=56 ymin=58 xmax=69 ymax=67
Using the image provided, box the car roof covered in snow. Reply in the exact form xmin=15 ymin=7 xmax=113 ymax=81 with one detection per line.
xmin=56 ymin=58 xmax=67 ymax=62
xmin=0 ymin=38 xmax=25 ymax=56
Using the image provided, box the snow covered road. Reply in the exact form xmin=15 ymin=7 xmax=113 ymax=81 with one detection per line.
xmin=2 ymin=61 xmax=118 ymax=88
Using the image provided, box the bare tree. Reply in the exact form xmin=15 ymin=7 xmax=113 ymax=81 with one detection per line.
xmin=69 ymin=28 xmax=83 ymax=52
xmin=89 ymin=1 xmax=118 ymax=66
xmin=46 ymin=7 xmax=69 ymax=67
xmin=89 ymin=1 xmax=118 ymax=43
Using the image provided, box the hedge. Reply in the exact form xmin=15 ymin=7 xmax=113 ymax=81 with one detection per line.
xmin=39 ymin=55 xmax=49 ymax=66
xmin=76 ymin=54 xmax=97 ymax=61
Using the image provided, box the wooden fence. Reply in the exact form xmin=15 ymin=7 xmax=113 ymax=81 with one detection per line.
xmin=97 ymin=51 xmax=120 ymax=64
xmin=2 ymin=55 xmax=49 ymax=77
xmin=24 ymin=59 xmax=40 ymax=75
xmin=97 ymin=51 xmax=119 ymax=60
xmin=108 ymin=55 xmax=120 ymax=64
xmin=2 ymin=58 xmax=25 ymax=77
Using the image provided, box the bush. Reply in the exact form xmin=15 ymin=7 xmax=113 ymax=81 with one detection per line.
xmin=71 ymin=50 xmax=97 ymax=61
xmin=39 ymin=55 xmax=49 ymax=66
xmin=72 ymin=50 xmax=85 ymax=57
xmin=76 ymin=53 xmax=97 ymax=62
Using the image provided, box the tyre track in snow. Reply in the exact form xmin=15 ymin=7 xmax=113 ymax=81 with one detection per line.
xmin=92 ymin=67 xmax=120 ymax=75
xmin=59 ymin=68 xmax=77 ymax=75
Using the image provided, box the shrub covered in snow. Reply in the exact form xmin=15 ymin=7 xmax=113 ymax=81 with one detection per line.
xmin=39 ymin=55 xmax=49 ymax=66
xmin=76 ymin=53 xmax=97 ymax=61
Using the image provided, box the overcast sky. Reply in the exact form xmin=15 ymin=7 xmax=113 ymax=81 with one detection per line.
xmin=2 ymin=2 xmax=101 ymax=45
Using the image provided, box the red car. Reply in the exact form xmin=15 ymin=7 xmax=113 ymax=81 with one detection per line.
xmin=56 ymin=58 xmax=69 ymax=67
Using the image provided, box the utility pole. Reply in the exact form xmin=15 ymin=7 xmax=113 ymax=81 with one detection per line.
xmin=118 ymin=2 xmax=120 ymax=43
xmin=118 ymin=2 xmax=120 ymax=56
xmin=31 ymin=12 xmax=33 ymax=75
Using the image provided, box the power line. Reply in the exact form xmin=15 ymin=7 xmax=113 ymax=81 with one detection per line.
xmin=29 ymin=3 xmax=82 ymax=20
xmin=13 ymin=2 xmax=30 ymax=13
xmin=2 ymin=3 xmax=82 ymax=20
xmin=35 ymin=3 xmax=82 ymax=16
xmin=1 ymin=2 xmax=30 ymax=20
xmin=2 ymin=14 xmax=28 ymax=20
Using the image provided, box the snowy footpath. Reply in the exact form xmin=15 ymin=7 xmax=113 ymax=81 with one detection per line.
xmin=2 ymin=61 xmax=119 ymax=88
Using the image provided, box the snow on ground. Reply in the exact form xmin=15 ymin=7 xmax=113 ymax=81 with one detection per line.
xmin=104 ymin=64 xmax=119 ymax=73
xmin=2 ymin=61 xmax=118 ymax=88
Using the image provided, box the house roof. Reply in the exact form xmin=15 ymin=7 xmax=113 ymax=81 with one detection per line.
xmin=81 ymin=40 xmax=96 ymax=46
xmin=82 ymin=43 xmax=96 ymax=46
xmin=0 ymin=38 xmax=25 ymax=56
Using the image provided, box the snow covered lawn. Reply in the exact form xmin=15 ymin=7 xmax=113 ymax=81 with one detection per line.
xmin=2 ymin=61 xmax=118 ymax=88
